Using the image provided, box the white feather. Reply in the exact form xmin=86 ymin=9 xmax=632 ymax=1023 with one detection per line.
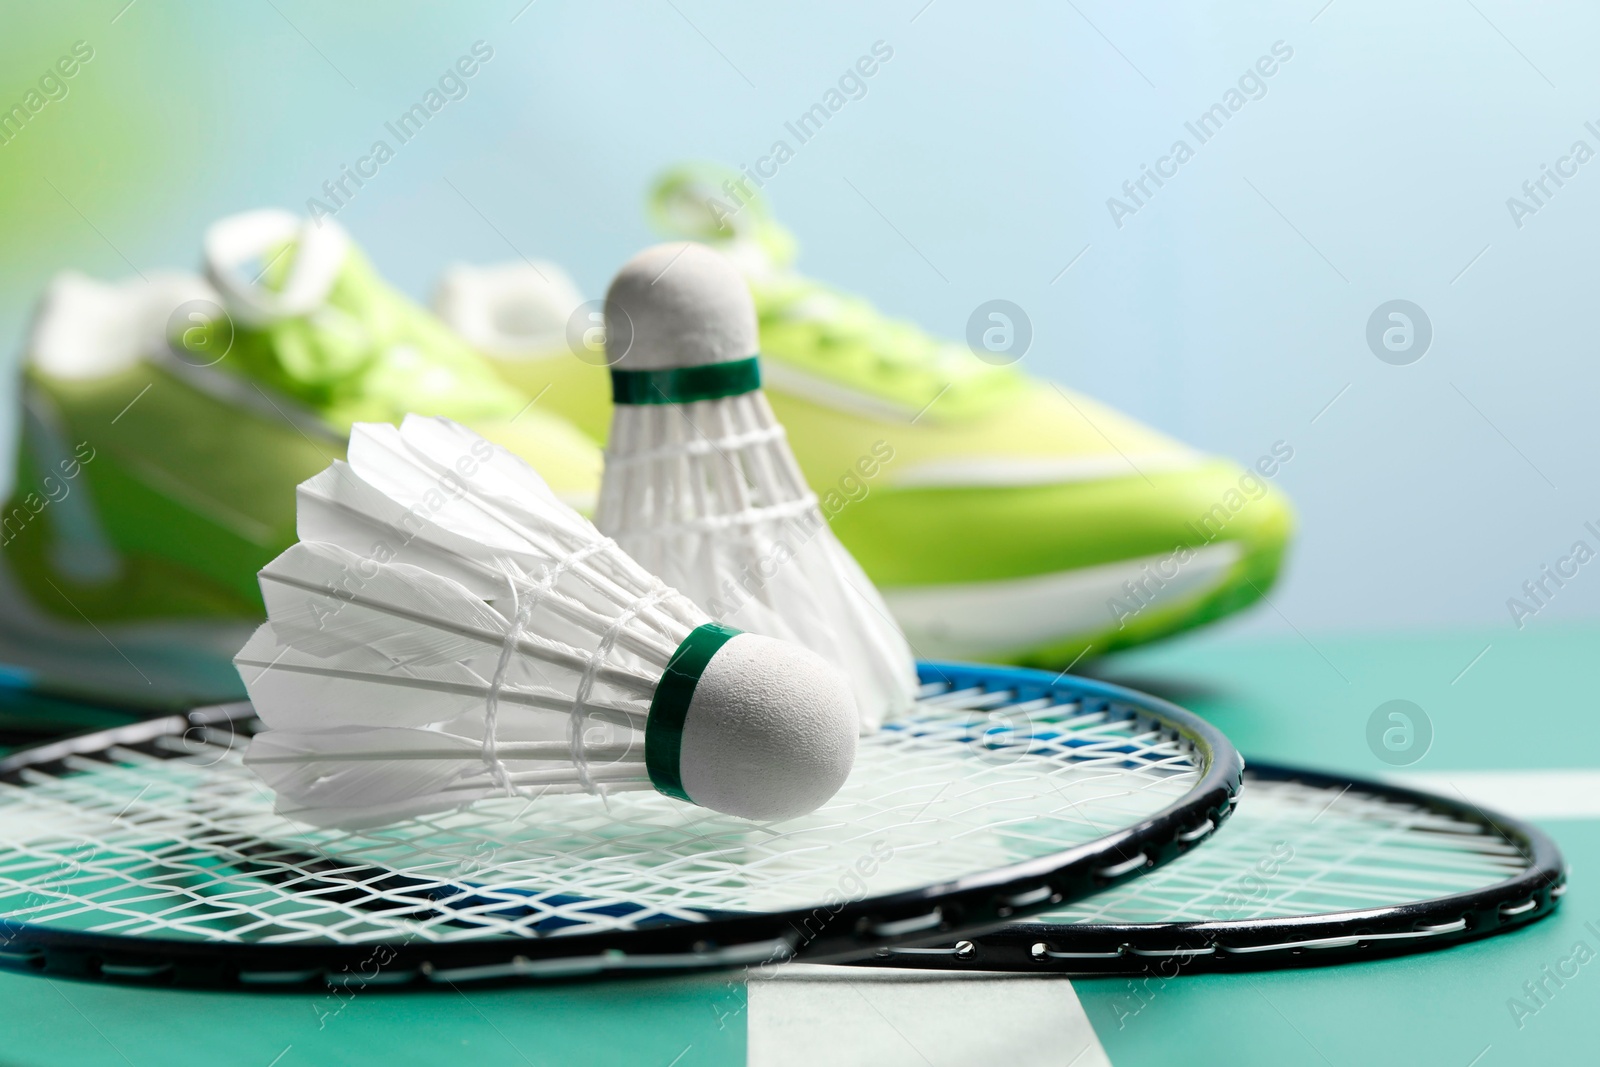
xmin=597 ymin=390 xmax=918 ymax=732
xmin=236 ymin=419 xmax=711 ymax=827
xmin=245 ymin=722 xmax=653 ymax=828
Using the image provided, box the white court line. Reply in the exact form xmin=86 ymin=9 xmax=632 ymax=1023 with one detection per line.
xmin=1386 ymin=769 xmax=1600 ymax=821
xmin=748 ymin=964 xmax=1110 ymax=1067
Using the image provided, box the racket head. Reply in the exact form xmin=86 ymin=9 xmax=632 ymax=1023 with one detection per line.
xmin=862 ymin=758 xmax=1566 ymax=975
xmin=0 ymin=664 xmax=1241 ymax=989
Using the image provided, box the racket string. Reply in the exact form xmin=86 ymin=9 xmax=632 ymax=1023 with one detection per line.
xmin=0 ymin=679 xmax=1210 ymax=945
xmin=1046 ymin=776 xmax=1528 ymax=925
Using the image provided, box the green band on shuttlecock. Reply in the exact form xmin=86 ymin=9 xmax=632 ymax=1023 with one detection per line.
xmin=610 ymin=357 xmax=761 ymax=405
xmin=645 ymin=622 xmax=742 ymax=802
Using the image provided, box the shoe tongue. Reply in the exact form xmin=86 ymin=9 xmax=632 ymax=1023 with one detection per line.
xmin=648 ymin=165 xmax=798 ymax=272
xmin=205 ymin=209 xmax=350 ymax=326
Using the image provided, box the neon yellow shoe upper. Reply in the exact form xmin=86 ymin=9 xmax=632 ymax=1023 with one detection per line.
xmin=0 ymin=211 xmax=600 ymax=705
xmin=202 ymin=210 xmax=600 ymax=508
xmin=440 ymin=168 xmax=1294 ymax=666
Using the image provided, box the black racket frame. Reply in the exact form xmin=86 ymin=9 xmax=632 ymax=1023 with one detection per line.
xmin=860 ymin=759 xmax=1567 ymax=976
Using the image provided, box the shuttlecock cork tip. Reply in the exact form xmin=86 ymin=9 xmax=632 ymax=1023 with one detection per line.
xmin=605 ymin=242 xmax=758 ymax=373
xmin=649 ymin=629 xmax=858 ymax=822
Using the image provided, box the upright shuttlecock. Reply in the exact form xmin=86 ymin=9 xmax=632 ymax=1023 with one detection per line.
xmin=234 ymin=415 xmax=858 ymax=828
xmin=595 ymin=243 xmax=918 ymax=732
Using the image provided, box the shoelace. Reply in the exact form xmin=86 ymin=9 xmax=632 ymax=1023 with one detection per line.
xmin=756 ymin=276 xmax=1015 ymax=404
xmin=203 ymin=210 xmax=520 ymax=424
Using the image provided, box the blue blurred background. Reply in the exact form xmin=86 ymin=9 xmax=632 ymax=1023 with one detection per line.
xmin=2 ymin=0 xmax=1595 ymax=642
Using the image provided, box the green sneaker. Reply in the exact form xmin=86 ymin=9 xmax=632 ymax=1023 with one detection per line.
xmin=436 ymin=169 xmax=1294 ymax=666
xmin=0 ymin=210 xmax=601 ymax=706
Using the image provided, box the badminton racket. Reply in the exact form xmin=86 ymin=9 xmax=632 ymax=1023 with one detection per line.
xmin=862 ymin=687 xmax=1563 ymax=975
xmin=0 ymin=665 xmax=1240 ymax=988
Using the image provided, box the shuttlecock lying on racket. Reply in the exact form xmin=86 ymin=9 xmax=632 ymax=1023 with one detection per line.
xmin=233 ymin=415 xmax=858 ymax=829
xmin=596 ymin=242 xmax=918 ymax=733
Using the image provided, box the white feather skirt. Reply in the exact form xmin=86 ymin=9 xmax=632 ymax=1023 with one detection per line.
xmin=596 ymin=390 xmax=917 ymax=731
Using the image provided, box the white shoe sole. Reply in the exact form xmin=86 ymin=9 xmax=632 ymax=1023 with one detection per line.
xmin=882 ymin=542 xmax=1242 ymax=660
